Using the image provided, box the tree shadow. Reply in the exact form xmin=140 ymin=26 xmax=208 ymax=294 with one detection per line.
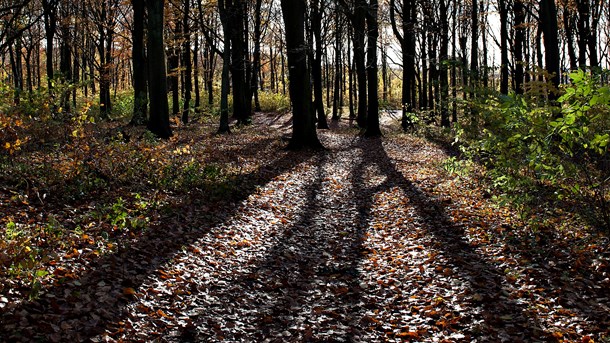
xmin=170 ymin=145 xmax=374 ymax=341
xmin=362 ymin=136 xmax=609 ymax=340
xmin=0 ymin=136 xmax=317 ymax=342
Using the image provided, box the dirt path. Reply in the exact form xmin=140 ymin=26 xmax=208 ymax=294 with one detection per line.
xmin=2 ymin=116 xmax=608 ymax=342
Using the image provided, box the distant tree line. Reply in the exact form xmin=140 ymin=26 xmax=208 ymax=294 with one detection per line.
xmin=1 ymin=0 xmax=609 ymax=146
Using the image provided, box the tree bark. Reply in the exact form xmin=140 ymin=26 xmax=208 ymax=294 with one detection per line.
xmin=130 ymin=0 xmax=148 ymax=125
xmin=217 ymin=0 xmax=232 ymax=134
xmin=182 ymin=0 xmax=192 ymax=124
xmin=364 ymin=0 xmax=381 ymax=137
xmin=539 ymin=0 xmax=561 ymax=101
xmin=146 ymin=0 xmax=172 ymax=138
xmin=280 ymin=0 xmax=323 ymax=150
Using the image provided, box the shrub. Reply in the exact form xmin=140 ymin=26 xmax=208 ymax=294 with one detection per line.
xmin=458 ymin=70 xmax=610 ymax=230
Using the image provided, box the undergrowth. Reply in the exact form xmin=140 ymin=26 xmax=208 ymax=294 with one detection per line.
xmin=454 ymin=70 xmax=610 ymax=231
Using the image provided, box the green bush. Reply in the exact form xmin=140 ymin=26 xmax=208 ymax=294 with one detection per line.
xmin=458 ymin=70 xmax=610 ymax=229
xmin=257 ymin=91 xmax=290 ymax=113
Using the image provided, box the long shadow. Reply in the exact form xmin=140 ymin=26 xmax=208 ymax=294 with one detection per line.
xmin=364 ymin=136 xmax=609 ymax=340
xmin=173 ymin=142 xmax=378 ymax=341
xmin=0 ymin=136 xmax=317 ymax=342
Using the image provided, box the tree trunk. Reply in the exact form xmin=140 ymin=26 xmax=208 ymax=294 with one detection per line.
xmin=131 ymin=0 xmax=148 ymax=125
xmin=311 ymin=0 xmax=329 ymax=128
xmin=229 ymin=0 xmax=250 ymax=125
xmin=514 ymin=0 xmax=526 ymax=94
xmin=146 ymin=0 xmax=172 ymax=138
xmin=280 ymin=0 xmax=323 ymax=150
xmin=499 ymin=0 xmax=509 ymax=94
xmin=42 ymin=0 xmax=58 ymax=90
xmin=439 ymin=0 xmax=450 ymax=127
xmin=250 ymin=0 xmax=263 ymax=112
xmin=217 ymin=0 xmax=232 ymax=134
xmin=539 ymin=0 xmax=561 ymax=101
xmin=364 ymin=0 xmax=381 ymax=137
xmin=182 ymin=0 xmax=192 ymax=124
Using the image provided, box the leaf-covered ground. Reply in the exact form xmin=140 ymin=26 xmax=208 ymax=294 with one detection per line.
xmin=1 ymin=114 xmax=609 ymax=342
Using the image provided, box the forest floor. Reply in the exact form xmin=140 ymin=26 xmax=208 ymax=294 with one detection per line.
xmin=1 ymin=112 xmax=609 ymax=342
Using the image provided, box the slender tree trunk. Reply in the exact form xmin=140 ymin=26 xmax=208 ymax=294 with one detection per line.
xmin=332 ymin=3 xmax=342 ymax=122
xmin=311 ymin=0 xmax=329 ymax=128
xmin=217 ymin=0 xmax=232 ymax=133
xmin=440 ymin=0 xmax=450 ymax=127
xmin=352 ymin=2 xmax=368 ymax=128
xmin=42 ymin=0 xmax=57 ymax=90
xmin=347 ymin=26 xmax=355 ymax=119
xmin=421 ymin=29 xmax=428 ymax=110
xmin=182 ymin=0 xmax=192 ymax=124
xmin=470 ymin=0 xmax=479 ymax=111
xmin=147 ymin=0 xmax=172 ymax=138
xmin=131 ymin=0 xmax=148 ymax=125
xmin=364 ymin=0 xmax=381 ymax=137
xmin=194 ymin=35 xmax=201 ymax=112
xmin=250 ymin=0 xmax=263 ymax=112
xmin=499 ymin=0 xmax=509 ymax=94
xmin=514 ymin=0 xmax=526 ymax=94
xmin=539 ymin=0 xmax=561 ymax=101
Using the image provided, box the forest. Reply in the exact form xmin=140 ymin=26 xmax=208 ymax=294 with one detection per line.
xmin=1 ymin=0 xmax=610 ymax=341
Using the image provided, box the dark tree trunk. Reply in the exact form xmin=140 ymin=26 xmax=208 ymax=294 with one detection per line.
xmin=193 ymin=35 xmax=201 ymax=113
xmin=420 ymin=28 xmax=428 ymax=110
xmin=229 ymin=0 xmax=250 ymax=125
xmin=332 ymin=2 xmax=342 ymax=122
xmin=42 ymin=0 xmax=58 ymax=90
xmin=439 ymin=0 xmax=450 ymax=127
xmin=451 ymin=0 xmax=458 ymax=122
xmin=539 ymin=0 xmax=561 ymax=101
xmin=576 ymin=0 xmax=589 ymax=68
xmin=364 ymin=0 xmax=381 ymax=137
xmin=345 ymin=1 xmax=368 ymax=128
xmin=280 ymin=0 xmax=323 ymax=150
xmin=347 ymin=26 xmax=356 ymax=119
xmin=311 ymin=0 xmax=329 ymax=128
xmin=250 ymin=0 xmax=263 ymax=112
xmin=182 ymin=0 xmax=192 ymax=124
xmin=131 ymin=0 xmax=148 ymax=125
xmin=97 ymin=0 xmax=113 ymax=119
xmin=471 ymin=0 xmax=479 ymax=92
xmin=514 ymin=0 xmax=526 ymax=94
xmin=390 ymin=0 xmax=417 ymax=130
xmin=169 ymin=18 xmax=180 ymax=117
xmin=499 ymin=0 xmax=509 ymax=94
xmin=217 ymin=0 xmax=232 ymax=134
xmin=146 ymin=0 xmax=172 ymax=138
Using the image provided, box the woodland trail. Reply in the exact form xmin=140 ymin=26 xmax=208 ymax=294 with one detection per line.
xmin=1 ymin=114 xmax=609 ymax=342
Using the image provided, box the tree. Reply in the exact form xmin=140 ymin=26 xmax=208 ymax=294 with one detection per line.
xmin=390 ymin=0 xmax=416 ymax=130
xmin=146 ymin=0 xmax=172 ymax=138
xmin=182 ymin=0 xmax=193 ymax=124
xmin=499 ymin=0 xmax=509 ymax=94
xmin=338 ymin=0 xmax=368 ymax=128
xmin=130 ymin=0 xmax=148 ymax=125
xmin=217 ymin=0 xmax=232 ymax=134
xmin=42 ymin=0 xmax=58 ymax=90
xmin=280 ymin=0 xmax=323 ymax=150
xmin=514 ymin=0 xmax=526 ymax=94
xmin=539 ymin=0 xmax=560 ymax=101
xmin=310 ymin=0 xmax=329 ymax=128
xmin=363 ymin=0 xmax=381 ymax=137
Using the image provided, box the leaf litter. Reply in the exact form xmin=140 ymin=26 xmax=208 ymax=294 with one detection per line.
xmin=1 ymin=114 xmax=609 ymax=342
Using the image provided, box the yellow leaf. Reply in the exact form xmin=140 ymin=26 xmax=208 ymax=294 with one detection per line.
xmin=123 ymin=287 xmax=137 ymax=296
xmin=4 ymin=142 xmax=10 ymax=149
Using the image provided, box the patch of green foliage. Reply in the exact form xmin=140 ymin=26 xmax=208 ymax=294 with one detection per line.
xmin=457 ymin=70 xmax=610 ymax=230
xmin=257 ymin=91 xmax=291 ymax=113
